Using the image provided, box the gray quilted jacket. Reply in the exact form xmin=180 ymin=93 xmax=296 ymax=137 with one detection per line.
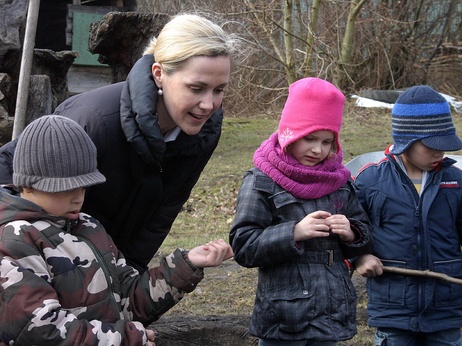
xmin=230 ymin=168 xmax=373 ymax=342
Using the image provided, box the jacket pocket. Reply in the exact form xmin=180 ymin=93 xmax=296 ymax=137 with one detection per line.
xmin=433 ymin=259 xmax=462 ymax=306
xmin=271 ymin=190 xmax=300 ymax=209
xmin=367 ymin=260 xmax=407 ymax=306
xmin=268 ymin=289 xmax=315 ymax=333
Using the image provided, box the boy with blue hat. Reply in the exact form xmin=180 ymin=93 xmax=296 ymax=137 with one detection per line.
xmin=352 ymin=85 xmax=462 ymax=345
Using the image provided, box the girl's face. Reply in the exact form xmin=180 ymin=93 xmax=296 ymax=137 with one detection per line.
xmin=153 ymin=55 xmax=231 ymax=135
xmin=21 ymin=188 xmax=85 ymax=220
xmin=288 ymin=130 xmax=335 ymax=166
xmin=402 ymin=140 xmax=445 ymax=172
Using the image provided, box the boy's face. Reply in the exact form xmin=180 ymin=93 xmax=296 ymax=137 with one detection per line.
xmin=402 ymin=140 xmax=445 ymax=172
xmin=21 ymin=188 xmax=85 ymax=220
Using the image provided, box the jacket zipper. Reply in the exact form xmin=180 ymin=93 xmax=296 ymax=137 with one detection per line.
xmin=67 ymin=222 xmax=121 ymax=314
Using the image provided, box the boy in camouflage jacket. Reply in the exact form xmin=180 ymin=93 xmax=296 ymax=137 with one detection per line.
xmin=0 ymin=115 xmax=232 ymax=345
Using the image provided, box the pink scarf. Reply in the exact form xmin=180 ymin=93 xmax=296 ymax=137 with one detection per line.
xmin=253 ymin=132 xmax=351 ymax=199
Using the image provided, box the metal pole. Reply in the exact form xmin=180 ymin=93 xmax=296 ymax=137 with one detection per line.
xmin=12 ymin=0 xmax=41 ymax=139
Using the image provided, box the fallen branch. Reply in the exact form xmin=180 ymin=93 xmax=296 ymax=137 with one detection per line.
xmin=383 ymin=266 xmax=462 ymax=285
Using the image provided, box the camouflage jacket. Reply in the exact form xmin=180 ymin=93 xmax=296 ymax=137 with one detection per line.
xmin=0 ymin=189 xmax=204 ymax=345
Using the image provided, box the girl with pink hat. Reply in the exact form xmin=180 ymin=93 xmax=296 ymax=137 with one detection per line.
xmin=230 ymin=77 xmax=373 ymax=345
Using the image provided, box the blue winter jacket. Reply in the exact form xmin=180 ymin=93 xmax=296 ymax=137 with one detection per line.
xmin=353 ymin=150 xmax=462 ymax=332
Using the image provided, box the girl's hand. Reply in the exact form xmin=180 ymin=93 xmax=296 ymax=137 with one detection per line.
xmin=294 ymin=210 xmax=332 ymax=241
xmin=326 ymin=214 xmax=355 ymax=242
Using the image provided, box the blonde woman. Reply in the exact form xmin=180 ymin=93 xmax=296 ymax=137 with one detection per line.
xmin=0 ymin=14 xmax=241 ymax=273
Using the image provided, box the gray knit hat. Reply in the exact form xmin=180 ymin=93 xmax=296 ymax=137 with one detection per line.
xmin=13 ymin=115 xmax=106 ymax=192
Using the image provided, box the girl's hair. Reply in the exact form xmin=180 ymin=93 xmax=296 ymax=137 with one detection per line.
xmin=143 ymin=13 xmax=239 ymax=74
xmin=329 ymin=140 xmax=338 ymax=157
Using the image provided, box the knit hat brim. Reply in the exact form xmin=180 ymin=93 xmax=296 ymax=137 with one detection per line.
xmin=422 ymin=134 xmax=462 ymax=152
xmin=390 ymin=133 xmax=462 ymax=155
xmin=13 ymin=171 xmax=106 ymax=193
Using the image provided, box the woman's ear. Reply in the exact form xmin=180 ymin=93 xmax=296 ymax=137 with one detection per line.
xmin=152 ymin=63 xmax=163 ymax=88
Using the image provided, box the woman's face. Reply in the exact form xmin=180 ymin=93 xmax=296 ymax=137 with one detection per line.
xmin=153 ymin=55 xmax=231 ymax=135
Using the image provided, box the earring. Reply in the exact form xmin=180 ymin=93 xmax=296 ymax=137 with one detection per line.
xmin=157 ymin=88 xmax=163 ymax=96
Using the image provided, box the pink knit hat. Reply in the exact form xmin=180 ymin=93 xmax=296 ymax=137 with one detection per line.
xmin=278 ymin=77 xmax=345 ymax=153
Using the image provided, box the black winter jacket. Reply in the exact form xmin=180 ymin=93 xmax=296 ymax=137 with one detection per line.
xmin=0 ymin=55 xmax=223 ymax=272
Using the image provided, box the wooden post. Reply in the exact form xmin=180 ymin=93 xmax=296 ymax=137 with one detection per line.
xmin=12 ymin=0 xmax=41 ymax=139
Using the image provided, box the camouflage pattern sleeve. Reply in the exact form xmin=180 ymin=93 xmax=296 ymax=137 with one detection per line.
xmin=0 ymin=255 xmax=152 ymax=345
xmin=0 ymin=217 xmax=154 ymax=346
xmin=116 ymin=248 xmax=205 ymax=326
xmin=0 ymin=209 xmax=205 ymax=344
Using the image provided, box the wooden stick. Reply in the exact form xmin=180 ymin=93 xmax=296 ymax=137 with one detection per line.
xmin=383 ymin=266 xmax=462 ymax=285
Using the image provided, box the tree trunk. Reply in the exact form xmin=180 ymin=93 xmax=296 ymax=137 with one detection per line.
xmin=336 ymin=0 xmax=367 ymax=88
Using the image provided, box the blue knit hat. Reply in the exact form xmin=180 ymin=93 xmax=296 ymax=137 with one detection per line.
xmin=390 ymin=85 xmax=462 ymax=155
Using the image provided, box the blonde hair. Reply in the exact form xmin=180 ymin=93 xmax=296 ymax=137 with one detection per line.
xmin=143 ymin=14 xmax=238 ymax=74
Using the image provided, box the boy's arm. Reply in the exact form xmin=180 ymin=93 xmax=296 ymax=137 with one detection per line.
xmin=116 ymin=240 xmax=232 ymax=326
xmin=0 ymin=256 xmax=150 ymax=345
xmin=116 ymin=247 xmax=205 ymax=326
xmin=339 ymin=182 xmax=374 ymax=258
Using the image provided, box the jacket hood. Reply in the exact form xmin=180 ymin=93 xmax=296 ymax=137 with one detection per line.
xmin=120 ymin=55 xmax=165 ymax=171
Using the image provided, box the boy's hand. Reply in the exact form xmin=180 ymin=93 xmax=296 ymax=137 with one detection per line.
xmin=146 ymin=329 xmax=156 ymax=346
xmin=354 ymin=254 xmax=384 ymax=277
xmin=187 ymin=239 xmax=234 ymax=268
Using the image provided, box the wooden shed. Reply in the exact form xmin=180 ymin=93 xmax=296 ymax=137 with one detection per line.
xmin=36 ymin=0 xmax=136 ymax=65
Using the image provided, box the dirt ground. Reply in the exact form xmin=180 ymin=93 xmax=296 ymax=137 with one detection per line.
xmin=150 ymin=259 xmax=369 ymax=346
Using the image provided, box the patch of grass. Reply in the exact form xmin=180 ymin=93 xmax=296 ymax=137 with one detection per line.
xmin=154 ymin=116 xmax=278 ymax=252
xmin=150 ymin=100 xmax=462 ymax=344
